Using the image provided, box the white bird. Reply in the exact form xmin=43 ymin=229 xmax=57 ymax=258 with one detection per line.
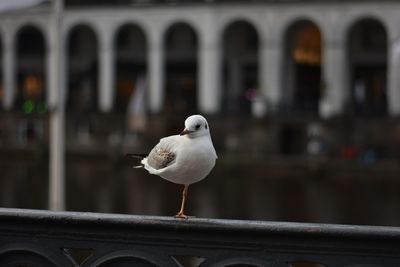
xmin=127 ymin=115 xmax=217 ymax=219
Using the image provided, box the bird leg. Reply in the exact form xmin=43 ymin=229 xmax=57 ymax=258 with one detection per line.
xmin=175 ymin=184 xmax=190 ymax=219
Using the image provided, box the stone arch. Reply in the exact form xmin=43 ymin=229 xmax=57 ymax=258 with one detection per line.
xmin=114 ymin=23 xmax=148 ymax=113
xmin=66 ymin=23 xmax=99 ymax=112
xmin=163 ymin=21 xmax=199 ymax=116
xmin=282 ymin=18 xmax=323 ymax=114
xmin=87 ymin=249 xmax=174 ymax=267
xmin=15 ymin=20 xmax=49 ymax=47
xmin=162 ymin=18 xmax=201 ymax=40
xmin=221 ymin=19 xmax=260 ymax=115
xmin=15 ymin=24 xmax=47 ymax=113
xmin=65 ymin=20 xmax=100 ymax=40
xmin=219 ymin=15 xmax=263 ymax=39
xmin=0 ymin=245 xmax=70 ymax=266
xmin=346 ymin=17 xmax=388 ymax=116
xmin=0 ymin=250 xmax=57 ymax=266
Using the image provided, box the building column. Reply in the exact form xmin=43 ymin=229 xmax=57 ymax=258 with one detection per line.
xmin=198 ymin=39 xmax=221 ymax=113
xmin=3 ymin=31 xmax=15 ymax=110
xmin=148 ymin=33 xmax=164 ymax=113
xmin=99 ymin=37 xmax=114 ymax=112
xmin=261 ymin=41 xmax=283 ymax=112
xmin=388 ymin=39 xmax=400 ymax=116
xmin=47 ymin=29 xmax=66 ymax=110
xmin=48 ymin=0 xmax=66 ymax=211
xmin=320 ymin=40 xmax=348 ymax=118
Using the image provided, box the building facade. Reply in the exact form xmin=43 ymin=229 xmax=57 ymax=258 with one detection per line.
xmin=1 ymin=1 xmax=400 ymax=116
xmin=1 ymin=1 xmax=400 ymax=224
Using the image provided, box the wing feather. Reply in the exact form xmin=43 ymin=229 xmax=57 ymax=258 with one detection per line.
xmin=146 ymin=136 xmax=177 ymax=170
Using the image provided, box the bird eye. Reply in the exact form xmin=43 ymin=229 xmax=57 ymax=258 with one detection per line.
xmin=195 ymin=124 xmax=201 ymax=130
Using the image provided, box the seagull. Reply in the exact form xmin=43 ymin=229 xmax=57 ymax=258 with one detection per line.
xmin=127 ymin=115 xmax=217 ymax=219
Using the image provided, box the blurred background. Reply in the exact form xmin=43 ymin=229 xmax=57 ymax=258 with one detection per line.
xmin=1 ymin=0 xmax=400 ymax=226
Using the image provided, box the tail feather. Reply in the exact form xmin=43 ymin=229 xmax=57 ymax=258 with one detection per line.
xmin=125 ymin=153 xmax=147 ymax=168
xmin=132 ymin=165 xmax=143 ymax=169
xmin=126 ymin=153 xmax=147 ymax=159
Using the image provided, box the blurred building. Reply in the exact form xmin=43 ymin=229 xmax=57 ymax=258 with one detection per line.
xmin=1 ymin=0 xmax=400 ymax=225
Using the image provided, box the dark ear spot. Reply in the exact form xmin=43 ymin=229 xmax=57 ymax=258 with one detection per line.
xmin=205 ymin=124 xmax=208 ymax=129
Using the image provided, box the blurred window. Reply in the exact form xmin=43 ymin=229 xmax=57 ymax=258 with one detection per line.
xmin=67 ymin=25 xmax=98 ymax=112
xmin=348 ymin=18 xmax=387 ymax=116
xmin=15 ymin=25 xmax=46 ymax=114
xmin=222 ymin=21 xmax=259 ymax=115
xmin=114 ymin=24 xmax=147 ymax=113
xmin=284 ymin=21 xmax=322 ymax=114
xmin=164 ymin=23 xmax=198 ymax=116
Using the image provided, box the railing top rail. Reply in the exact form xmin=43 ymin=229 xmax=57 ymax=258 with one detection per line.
xmin=1 ymin=207 xmax=400 ymax=240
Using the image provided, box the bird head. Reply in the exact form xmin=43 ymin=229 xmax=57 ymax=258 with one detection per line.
xmin=180 ymin=115 xmax=210 ymax=138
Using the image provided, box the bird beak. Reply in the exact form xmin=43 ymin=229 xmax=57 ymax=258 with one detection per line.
xmin=180 ymin=128 xmax=192 ymax=136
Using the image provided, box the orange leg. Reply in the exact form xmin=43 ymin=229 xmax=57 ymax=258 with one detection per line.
xmin=175 ymin=185 xmax=190 ymax=219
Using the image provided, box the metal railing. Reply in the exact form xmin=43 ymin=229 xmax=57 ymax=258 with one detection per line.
xmin=0 ymin=208 xmax=399 ymax=266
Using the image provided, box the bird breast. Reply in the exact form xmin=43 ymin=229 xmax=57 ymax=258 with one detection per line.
xmin=160 ymin=137 xmax=216 ymax=185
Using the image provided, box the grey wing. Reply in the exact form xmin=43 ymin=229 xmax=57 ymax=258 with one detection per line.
xmin=146 ymin=140 xmax=176 ymax=170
